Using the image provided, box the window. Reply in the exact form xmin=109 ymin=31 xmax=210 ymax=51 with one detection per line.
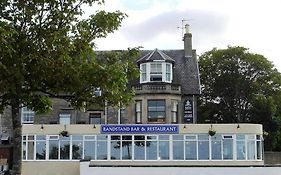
xmin=256 ymin=135 xmax=263 ymax=160
xmin=139 ymin=62 xmax=173 ymax=83
xmin=60 ymin=136 xmax=70 ymax=160
xmin=110 ymin=135 xmax=121 ymax=160
xmin=135 ymin=101 xmax=142 ymax=123
xmin=198 ymin=134 xmax=209 ymax=160
xmin=150 ymin=63 xmax=162 ymax=81
xmin=166 ymin=64 xmax=171 ymax=82
xmin=48 ymin=135 xmax=59 ymax=160
xmin=89 ymin=113 xmax=102 ymax=124
xmin=23 ymin=135 xmax=35 ymax=160
xmin=119 ymin=108 xmax=126 ymax=124
xmin=97 ymin=135 xmax=107 ymax=160
xmin=236 ymin=134 xmax=246 ymax=160
xmin=211 ymin=134 xmax=222 ymax=160
xmin=247 ymin=135 xmax=256 ymax=160
xmin=59 ymin=114 xmax=71 ymax=124
xmin=134 ymin=135 xmax=145 ymax=160
xmin=122 ymin=135 xmax=132 ymax=160
xmin=21 ymin=107 xmax=34 ymax=124
xmin=171 ymin=100 xmax=178 ymax=123
xmin=223 ymin=135 xmax=233 ymax=160
xmin=185 ymin=135 xmax=197 ymax=160
xmin=36 ymin=135 xmax=46 ymax=160
xmin=84 ymin=135 xmax=96 ymax=160
xmin=148 ymin=100 xmax=165 ymax=123
xmin=159 ymin=135 xmax=169 ymax=160
xmin=22 ymin=133 xmax=264 ymax=161
xmin=72 ymin=135 xmax=83 ymax=160
xmin=140 ymin=64 xmax=147 ymax=82
xmin=173 ymin=135 xmax=184 ymax=160
xmin=146 ymin=135 xmax=157 ymax=160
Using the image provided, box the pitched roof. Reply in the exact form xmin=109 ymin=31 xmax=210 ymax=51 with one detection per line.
xmin=137 ymin=48 xmax=175 ymax=63
xmin=133 ymin=49 xmax=201 ymax=95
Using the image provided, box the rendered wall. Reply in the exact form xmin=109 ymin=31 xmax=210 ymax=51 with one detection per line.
xmin=22 ymin=161 xmax=80 ymax=175
xmin=80 ymin=162 xmax=279 ymax=175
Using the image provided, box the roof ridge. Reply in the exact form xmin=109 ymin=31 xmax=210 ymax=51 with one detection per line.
xmin=146 ymin=48 xmax=157 ymax=61
xmin=157 ymin=49 xmax=175 ymax=62
xmin=136 ymin=51 xmax=151 ymax=62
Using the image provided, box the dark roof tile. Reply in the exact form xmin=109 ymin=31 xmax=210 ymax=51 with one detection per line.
xmin=134 ymin=49 xmax=201 ymax=95
xmin=137 ymin=49 xmax=175 ymax=63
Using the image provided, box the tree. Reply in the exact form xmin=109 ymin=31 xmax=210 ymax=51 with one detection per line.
xmin=0 ymin=1 xmax=139 ymax=174
xmin=198 ymin=46 xmax=281 ymax=150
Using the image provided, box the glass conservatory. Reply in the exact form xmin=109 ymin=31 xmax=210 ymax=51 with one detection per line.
xmin=22 ymin=124 xmax=263 ymax=163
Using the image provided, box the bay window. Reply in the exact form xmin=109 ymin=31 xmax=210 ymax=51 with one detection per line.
xmin=148 ymin=100 xmax=165 ymax=123
xmin=150 ymin=63 xmax=162 ymax=81
xmin=140 ymin=64 xmax=147 ymax=82
xmin=140 ymin=62 xmax=173 ymax=83
xmin=166 ymin=64 xmax=171 ymax=82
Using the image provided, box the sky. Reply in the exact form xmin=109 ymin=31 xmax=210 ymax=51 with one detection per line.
xmin=85 ymin=0 xmax=281 ymax=71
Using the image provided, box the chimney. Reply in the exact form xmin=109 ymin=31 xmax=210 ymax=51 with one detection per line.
xmin=183 ymin=24 xmax=193 ymax=58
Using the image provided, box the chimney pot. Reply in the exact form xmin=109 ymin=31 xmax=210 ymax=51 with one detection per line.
xmin=183 ymin=24 xmax=192 ymax=58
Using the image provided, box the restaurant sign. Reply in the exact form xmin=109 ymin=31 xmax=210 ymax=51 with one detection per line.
xmin=101 ymin=125 xmax=179 ymax=134
xmin=183 ymin=100 xmax=193 ymax=123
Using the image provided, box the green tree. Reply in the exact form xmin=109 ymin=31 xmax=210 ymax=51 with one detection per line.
xmin=0 ymin=1 xmax=139 ymax=174
xmin=198 ymin=46 xmax=281 ymax=150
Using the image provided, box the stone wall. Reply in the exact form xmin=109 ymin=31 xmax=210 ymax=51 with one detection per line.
xmin=264 ymin=152 xmax=281 ymax=165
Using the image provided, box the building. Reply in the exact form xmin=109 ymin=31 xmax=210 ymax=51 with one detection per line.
xmin=0 ymin=25 xmax=264 ymax=175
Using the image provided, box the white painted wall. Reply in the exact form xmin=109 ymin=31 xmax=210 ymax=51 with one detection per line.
xmin=80 ymin=162 xmax=280 ymax=175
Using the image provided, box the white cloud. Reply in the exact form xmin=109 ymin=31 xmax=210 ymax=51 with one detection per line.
xmin=89 ymin=0 xmax=281 ymax=70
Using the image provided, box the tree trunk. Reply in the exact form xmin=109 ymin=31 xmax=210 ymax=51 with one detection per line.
xmin=11 ymin=98 xmax=22 ymax=175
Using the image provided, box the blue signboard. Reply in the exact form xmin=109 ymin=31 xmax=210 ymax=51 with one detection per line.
xmin=183 ymin=100 xmax=193 ymax=123
xmin=101 ymin=125 xmax=179 ymax=134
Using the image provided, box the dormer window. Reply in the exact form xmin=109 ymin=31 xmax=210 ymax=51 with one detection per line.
xmin=141 ymin=64 xmax=147 ymax=82
xmin=140 ymin=62 xmax=173 ymax=83
xmin=166 ymin=64 xmax=171 ymax=82
xmin=150 ymin=62 xmax=162 ymax=81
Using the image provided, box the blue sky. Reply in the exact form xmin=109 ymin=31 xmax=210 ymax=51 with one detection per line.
xmin=85 ymin=0 xmax=281 ymax=71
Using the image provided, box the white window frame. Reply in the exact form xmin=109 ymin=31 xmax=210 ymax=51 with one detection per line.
xmin=135 ymin=101 xmax=142 ymax=123
xmin=59 ymin=114 xmax=71 ymax=124
xmin=21 ymin=107 xmax=35 ymax=124
xmin=140 ymin=62 xmax=173 ymax=83
xmin=22 ymin=133 xmax=264 ymax=162
xmin=140 ymin=64 xmax=148 ymax=83
xmin=222 ymin=135 xmax=234 ymax=160
xmin=171 ymin=100 xmax=178 ymax=123
xmin=165 ymin=63 xmax=173 ymax=82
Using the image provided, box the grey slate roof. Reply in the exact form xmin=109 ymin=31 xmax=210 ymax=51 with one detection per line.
xmin=132 ymin=49 xmax=201 ymax=95
xmin=137 ymin=48 xmax=175 ymax=63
